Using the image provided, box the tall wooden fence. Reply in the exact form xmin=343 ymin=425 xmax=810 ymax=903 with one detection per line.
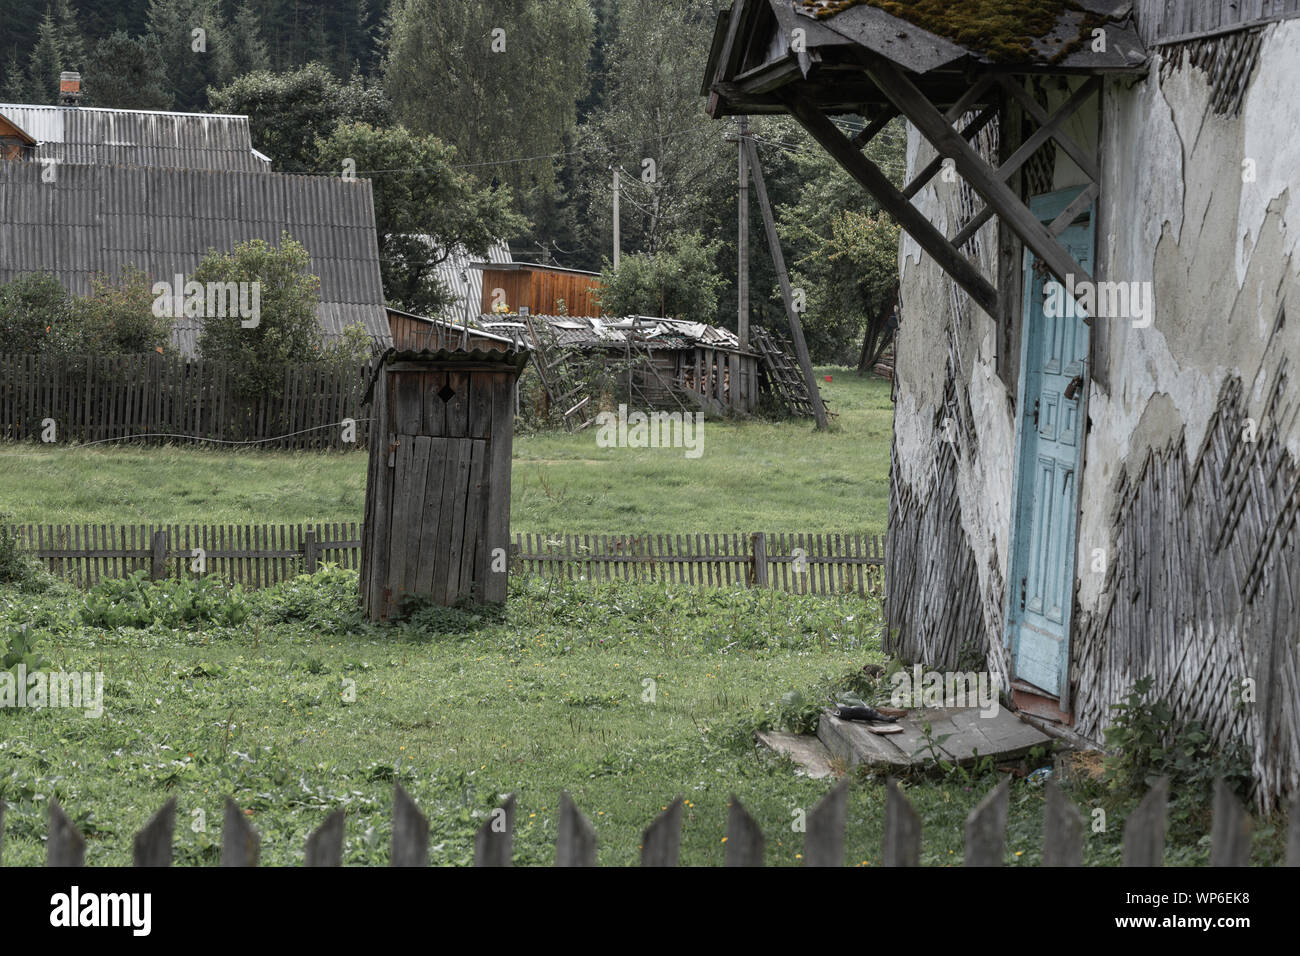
xmin=0 ymin=353 xmax=370 ymax=450
xmin=10 ymin=525 xmax=884 ymax=594
xmin=15 ymin=776 xmax=1296 ymax=866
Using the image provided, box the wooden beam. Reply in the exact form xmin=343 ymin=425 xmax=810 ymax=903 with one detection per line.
xmin=781 ymin=91 xmax=1001 ymax=319
xmin=902 ymin=104 xmax=999 ymax=199
xmin=995 ymin=76 xmax=1100 ymax=184
xmin=743 ymin=137 xmax=830 ymax=430
xmin=850 ymin=107 xmax=899 ymax=148
xmin=865 ymin=58 xmax=1093 ymax=286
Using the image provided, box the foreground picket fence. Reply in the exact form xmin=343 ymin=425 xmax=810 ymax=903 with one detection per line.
xmin=7 ymin=777 xmax=1295 ymax=866
xmin=11 ymin=525 xmax=885 ymax=595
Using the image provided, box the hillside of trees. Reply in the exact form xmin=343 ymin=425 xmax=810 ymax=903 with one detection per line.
xmin=0 ymin=0 xmax=904 ymax=363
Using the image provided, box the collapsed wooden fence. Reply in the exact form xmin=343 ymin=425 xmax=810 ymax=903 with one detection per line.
xmin=9 ymin=526 xmax=885 ymax=595
xmin=0 ymin=353 xmax=370 ymax=450
xmin=11 ymin=776 xmax=1295 ymax=866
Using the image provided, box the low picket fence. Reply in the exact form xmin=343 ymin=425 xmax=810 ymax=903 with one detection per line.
xmin=11 ymin=776 xmax=1292 ymax=866
xmin=9 ymin=525 xmax=885 ymax=595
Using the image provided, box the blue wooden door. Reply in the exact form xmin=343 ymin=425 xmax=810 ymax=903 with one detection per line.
xmin=1005 ymin=188 xmax=1094 ymax=699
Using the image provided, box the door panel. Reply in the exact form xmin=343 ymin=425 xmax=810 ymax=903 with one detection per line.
xmin=1006 ymin=188 xmax=1094 ymax=699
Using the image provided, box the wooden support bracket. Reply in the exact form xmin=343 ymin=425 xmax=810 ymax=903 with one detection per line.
xmin=781 ymin=91 xmax=1001 ymax=319
xmin=863 ymin=57 xmax=1096 ymax=288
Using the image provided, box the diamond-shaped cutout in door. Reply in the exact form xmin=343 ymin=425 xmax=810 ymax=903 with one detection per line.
xmin=437 ymin=383 xmax=456 ymax=402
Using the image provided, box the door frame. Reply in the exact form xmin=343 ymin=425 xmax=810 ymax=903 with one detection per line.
xmin=1002 ymin=185 xmax=1096 ymax=713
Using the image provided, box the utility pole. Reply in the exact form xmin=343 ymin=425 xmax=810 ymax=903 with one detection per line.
xmin=612 ymin=166 xmax=621 ymax=269
xmin=737 ymin=116 xmax=750 ymax=347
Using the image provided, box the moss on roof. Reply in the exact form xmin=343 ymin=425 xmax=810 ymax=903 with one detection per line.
xmin=795 ymin=0 xmax=1105 ymax=63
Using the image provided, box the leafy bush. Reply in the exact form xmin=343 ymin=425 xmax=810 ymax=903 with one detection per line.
xmin=597 ymin=232 xmax=724 ymax=322
xmin=1 ymin=624 xmax=46 ymax=673
xmin=74 ymin=267 xmax=173 ymax=354
xmin=0 ymin=273 xmax=73 ymax=353
xmin=254 ymin=565 xmax=366 ymax=634
xmin=79 ymin=571 xmax=250 ymax=630
xmin=194 ymin=235 xmax=323 ymax=399
xmin=1103 ymin=676 xmax=1252 ymax=800
xmin=0 ymin=514 xmax=29 ymax=585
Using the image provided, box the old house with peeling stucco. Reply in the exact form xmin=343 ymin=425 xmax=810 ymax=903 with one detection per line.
xmin=705 ymin=0 xmax=1300 ymax=808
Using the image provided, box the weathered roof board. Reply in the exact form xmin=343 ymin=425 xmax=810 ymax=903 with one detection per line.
xmin=706 ymin=0 xmax=1148 ymax=116
xmin=1136 ymin=0 xmax=1300 ymax=45
xmin=481 ymin=314 xmax=751 ymax=352
xmin=0 ymin=161 xmax=390 ymax=355
xmin=0 ymin=104 xmax=267 ymax=171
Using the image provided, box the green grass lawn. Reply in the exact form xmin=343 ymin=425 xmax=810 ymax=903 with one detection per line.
xmin=0 ymin=367 xmax=892 ymax=534
xmin=1 ymin=569 xmax=1282 ymax=866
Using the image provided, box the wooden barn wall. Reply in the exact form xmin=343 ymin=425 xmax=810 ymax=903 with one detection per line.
xmin=478 ymin=269 xmax=603 ymax=318
xmin=479 ymin=270 xmax=531 ymax=315
xmin=1072 ymin=377 xmax=1300 ymax=812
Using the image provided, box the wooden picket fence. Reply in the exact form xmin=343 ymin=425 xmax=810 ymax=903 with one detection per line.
xmin=10 ymin=777 xmax=1296 ymax=866
xmin=10 ymin=523 xmax=361 ymax=587
xmin=0 ymin=353 xmax=370 ymax=450
xmin=10 ymin=526 xmax=885 ymax=595
xmin=513 ymin=532 xmax=884 ymax=595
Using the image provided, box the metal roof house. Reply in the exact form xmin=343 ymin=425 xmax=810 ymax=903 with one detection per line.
xmin=0 ymin=87 xmax=391 ymax=356
xmin=0 ymin=102 xmax=271 ymax=171
xmin=705 ymin=0 xmax=1300 ymax=808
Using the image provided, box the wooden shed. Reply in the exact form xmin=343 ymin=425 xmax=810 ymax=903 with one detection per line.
xmin=360 ymin=347 xmax=529 ymax=620
xmin=386 ymin=307 xmax=517 ymax=353
xmin=478 ymin=262 xmax=603 ymax=318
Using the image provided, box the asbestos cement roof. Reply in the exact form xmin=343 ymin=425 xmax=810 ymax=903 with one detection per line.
xmin=0 ymin=104 xmax=269 ymax=171
xmin=0 ymin=161 xmax=391 ymax=356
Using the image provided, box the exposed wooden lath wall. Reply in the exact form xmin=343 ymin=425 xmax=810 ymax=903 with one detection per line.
xmin=1072 ymin=373 xmax=1300 ymax=813
xmin=1158 ymin=26 xmax=1266 ymax=115
xmin=885 ymin=338 xmax=1008 ymax=685
xmin=1136 ymin=0 xmax=1300 ymax=45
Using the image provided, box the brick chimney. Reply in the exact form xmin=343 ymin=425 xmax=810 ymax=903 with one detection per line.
xmin=58 ymin=72 xmax=82 ymax=106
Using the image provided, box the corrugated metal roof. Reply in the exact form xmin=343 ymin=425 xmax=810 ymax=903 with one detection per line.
xmin=431 ymin=239 xmax=512 ymax=323
xmin=479 ymin=314 xmax=749 ymax=352
xmin=0 ymin=161 xmax=391 ymax=356
xmin=0 ymin=104 xmax=268 ymax=171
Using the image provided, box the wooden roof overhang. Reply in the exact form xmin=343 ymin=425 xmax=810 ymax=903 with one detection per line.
xmin=703 ymin=0 xmax=1150 ymax=319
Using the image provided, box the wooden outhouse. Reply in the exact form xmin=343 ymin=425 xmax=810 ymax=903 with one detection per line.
xmin=360 ymin=347 xmax=529 ymax=620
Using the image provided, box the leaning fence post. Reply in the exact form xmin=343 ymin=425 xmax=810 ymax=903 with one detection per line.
xmin=474 ymin=794 xmax=516 ymax=867
xmin=220 ymin=798 xmax=260 ymax=867
xmin=133 ymin=798 xmax=176 ymax=867
xmin=0 ymin=800 xmax=5 ymax=866
xmin=303 ymin=529 xmax=318 ymax=574
xmin=47 ymin=799 xmax=85 ymax=867
xmin=964 ymin=777 xmax=1010 ymax=866
xmin=751 ymin=533 xmax=769 ymax=588
xmin=1209 ymin=779 xmax=1251 ymax=867
xmin=150 ymin=530 xmax=168 ymax=580
xmin=304 ymin=810 xmax=345 ymax=867
xmin=641 ymin=797 xmax=683 ymax=867
xmin=724 ymin=796 xmax=765 ymax=866
xmin=883 ymin=778 xmax=921 ymax=866
xmin=804 ymin=778 xmax=850 ymax=867
xmin=1122 ymin=777 xmax=1169 ymax=866
xmin=1042 ymin=780 xmax=1083 ymax=866
xmin=555 ymin=791 xmax=597 ymax=866
xmin=391 ymin=784 xmax=428 ymax=867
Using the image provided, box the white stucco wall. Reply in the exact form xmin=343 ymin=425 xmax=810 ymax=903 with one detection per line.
xmin=1079 ymin=20 xmax=1300 ymax=615
xmin=894 ymin=20 xmax=1300 ymax=687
